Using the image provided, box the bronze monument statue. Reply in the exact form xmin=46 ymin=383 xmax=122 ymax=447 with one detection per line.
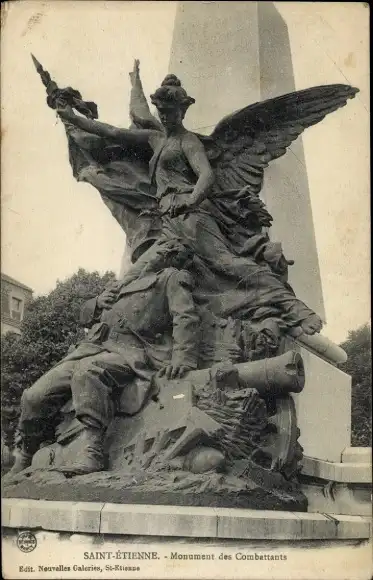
xmin=9 ymin=240 xmax=198 ymax=477
xmin=3 ymin=56 xmax=358 ymax=511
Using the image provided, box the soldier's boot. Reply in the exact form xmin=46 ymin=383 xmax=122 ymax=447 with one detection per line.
xmin=5 ymin=430 xmax=42 ymax=479
xmin=7 ymin=447 xmax=34 ymax=476
xmin=58 ymin=426 xmax=106 ymax=476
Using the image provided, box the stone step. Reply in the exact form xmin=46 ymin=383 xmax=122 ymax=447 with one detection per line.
xmin=301 ymin=481 xmax=372 ymax=517
xmin=301 ymin=456 xmax=372 ymax=483
xmin=341 ymin=447 xmax=372 ymax=464
xmin=2 ymin=499 xmax=371 ymax=540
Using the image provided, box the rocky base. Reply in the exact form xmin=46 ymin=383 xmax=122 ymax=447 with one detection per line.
xmin=2 ymin=463 xmax=307 ymax=512
xmin=3 ymin=356 xmax=309 ymax=513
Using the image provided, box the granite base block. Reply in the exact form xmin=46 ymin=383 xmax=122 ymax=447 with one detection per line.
xmin=300 ymin=451 xmax=372 ymax=517
xmin=302 ymin=482 xmax=372 ymax=517
xmin=2 ymin=499 xmax=371 ymax=540
xmin=100 ymin=504 xmax=218 ymax=538
xmin=215 ymin=508 xmax=301 ymax=540
xmin=341 ymin=447 xmax=372 ymax=464
xmin=3 ymin=499 xmax=104 ymax=533
xmin=301 ymin=456 xmax=372 ymax=483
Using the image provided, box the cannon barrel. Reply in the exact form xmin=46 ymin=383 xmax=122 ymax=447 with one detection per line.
xmin=154 ymin=350 xmax=305 ymax=398
xmin=234 ymin=350 xmax=305 ymax=396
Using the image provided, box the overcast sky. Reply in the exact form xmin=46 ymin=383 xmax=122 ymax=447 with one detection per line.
xmin=1 ymin=2 xmax=369 ymax=344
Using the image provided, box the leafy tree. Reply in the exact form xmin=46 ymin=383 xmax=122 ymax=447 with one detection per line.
xmin=1 ymin=268 xmax=116 ymax=448
xmin=339 ymin=324 xmax=372 ymax=447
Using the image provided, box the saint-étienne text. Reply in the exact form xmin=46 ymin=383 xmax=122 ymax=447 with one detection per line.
xmin=84 ymin=551 xmax=159 ymax=560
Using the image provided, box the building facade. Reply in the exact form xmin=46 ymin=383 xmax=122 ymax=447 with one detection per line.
xmin=1 ymin=274 xmax=33 ymax=336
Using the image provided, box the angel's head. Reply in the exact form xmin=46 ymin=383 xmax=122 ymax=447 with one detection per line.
xmin=150 ymin=75 xmax=195 ymax=129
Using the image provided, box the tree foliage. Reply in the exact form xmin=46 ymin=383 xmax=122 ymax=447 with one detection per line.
xmin=339 ymin=324 xmax=372 ymax=447
xmin=1 ymin=268 xmax=116 ymax=447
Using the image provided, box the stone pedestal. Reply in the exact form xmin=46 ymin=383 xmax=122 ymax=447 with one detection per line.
xmin=293 ymin=349 xmax=351 ymax=462
xmin=279 ymin=336 xmax=371 ymax=519
xmin=280 ymin=335 xmax=351 ymax=462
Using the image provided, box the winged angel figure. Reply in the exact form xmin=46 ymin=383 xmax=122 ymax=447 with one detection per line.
xmin=35 ymin=57 xmax=358 ymax=336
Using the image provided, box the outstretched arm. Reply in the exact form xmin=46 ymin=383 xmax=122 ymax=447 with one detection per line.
xmin=58 ymin=106 xmax=160 ymax=148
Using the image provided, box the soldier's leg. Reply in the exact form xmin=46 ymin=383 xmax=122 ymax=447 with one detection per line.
xmin=62 ymin=352 xmax=136 ymax=475
xmin=9 ymin=359 xmax=78 ymax=475
xmin=71 ymin=351 xmax=135 ymax=429
xmin=236 ymin=269 xmax=322 ymax=333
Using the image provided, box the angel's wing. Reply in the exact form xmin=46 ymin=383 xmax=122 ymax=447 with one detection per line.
xmin=208 ymin=84 xmax=359 ymax=193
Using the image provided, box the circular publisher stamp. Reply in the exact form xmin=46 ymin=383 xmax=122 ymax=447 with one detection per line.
xmin=17 ymin=531 xmax=37 ymax=553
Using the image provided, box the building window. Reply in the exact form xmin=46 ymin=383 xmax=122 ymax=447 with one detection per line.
xmin=10 ymin=296 xmax=24 ymax=321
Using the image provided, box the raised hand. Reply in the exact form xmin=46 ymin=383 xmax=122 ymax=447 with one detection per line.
xmin=166 ymin=197 xmax=198 ymax=219
xmin=56 ymin=104 xmax=75 ymax=120
xmin=129 ymin=59 xmax=140 ymax=85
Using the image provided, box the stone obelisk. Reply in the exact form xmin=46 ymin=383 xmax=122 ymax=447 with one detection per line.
xmin=168 ymin=1 xmax=325 ymax=320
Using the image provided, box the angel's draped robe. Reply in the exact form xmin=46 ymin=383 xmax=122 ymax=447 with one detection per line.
xmin=123 ymin=131 xmax=314 ymax=329
xmin=60 ymin=73 xmax=315 ymax=330
xmin=63 ymin=120 xmax=314 ymax=330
